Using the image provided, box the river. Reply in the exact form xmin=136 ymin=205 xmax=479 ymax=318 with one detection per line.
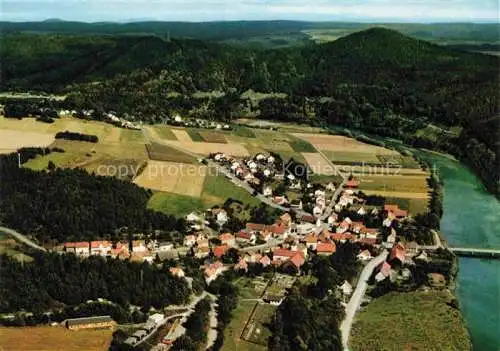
xmin=422 ymin=153 xmax=500 ymax=351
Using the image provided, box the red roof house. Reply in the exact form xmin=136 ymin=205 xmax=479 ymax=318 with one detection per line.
xmin=213 ymin=245 xmax=229 ymax=259
xmin=316 ymin=242 xmax=336 ymax=255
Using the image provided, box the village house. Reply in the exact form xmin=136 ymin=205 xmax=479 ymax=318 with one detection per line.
xmin=361 ymin=228 xmax=378 ymax=240
xmin=331 ymin=232 xmax=356 ymax=243
xmin=350 ymin=222 xmax=365 ymax=234
xmin=183 ymin=234 xmax=197 ymax=247
xmin=346 ymin=179 xmax=359 ymax=188
xmin=90 ymin=241 xmax=112 ymax=256
xmin=357 ymin=206 xmax=367 ymax=215
xmin=204 ymin=261 xmax=225 ymax=283
xmin=336 ymin=220 xmax=350 ymax=234
xmin=375 ymin=261 xmax=393 ymax=282
xmin=236 ymin=230 xmax=256 ymax=245
xmin=110 ymin=242 xmax=130 ymax=259
xmin=65 ymin=316 xmax=116 ymax=331
xmin=132 ymin=240 xmax=148 ymax=253
xmin=263 ymin=186 xmax=273 ymax=197
xmin=260 ymin=255 xmax=271 ymax=267
xmin=316 ymin=242 xmax=336 ymax=256
xmin=185 ymin=212 xmax=202 ymax=223
xmin=390 ymin=243 xmax=406 ymax=264
xmin=213 ymin=209 xmax=228 ymax=226
xmin=340 ymin=280 xmax=353 ymax=296
xmin=303 ymin=233 xmax=319 ymax=250
xmin=406 ymin=241 xmax=419 ymax=257
xmin=260 ymin=231 xmax=272 ymax=242
xmin=213 ymin=245 xmax=228 ymax=259
xmin=169 ymin=267 xmax=185 ymax=278
xmin=64 ymin=242 xmax=90 ymax=256
xmin=357 ymin=249 xmax=372 ymax=261
xmin=235 ymin=258 xmax=248 ymax=272
xmin=157 ymin=241 xmax=174 ymax=252
xmin=243 ymin=252 xmax=262 ymax=263
xmin=195 ymin=246 xmax=210 ymax=259
xmin=385 ymin=204 xmax=408 ymax=219
xmin=279 ymin=213 xmax=292 ymax=227
xmin=219 ymin=233 xmax=236 ymax=247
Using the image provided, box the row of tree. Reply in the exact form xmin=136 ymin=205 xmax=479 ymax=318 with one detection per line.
xmin=0 ymin=252 xmax=191 ymax=314
xmin=0 ymin=149 xmax=185 ymax=243
xmin=55 ymin=130 xmax=99 ymax=143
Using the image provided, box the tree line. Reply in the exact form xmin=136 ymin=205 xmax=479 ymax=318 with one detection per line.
xmin=55 ymin=130 xmax=99 ymax=143
xmin=0 ymin=252 xmax=191 ymax=314
xmin=0 ymin=148 xmax=185 ymax=243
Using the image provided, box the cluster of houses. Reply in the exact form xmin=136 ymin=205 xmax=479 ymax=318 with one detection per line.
xmin=59 ymin=239 xmax=176 ymax=263
xmin=166 ymin=114 xmax=231 ymax=130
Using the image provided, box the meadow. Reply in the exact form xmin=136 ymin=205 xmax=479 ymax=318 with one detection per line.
xmin=350 ymin=291 xmax=471 ymax=351
xmin=0 ymin=326 xmax=113 ymax=351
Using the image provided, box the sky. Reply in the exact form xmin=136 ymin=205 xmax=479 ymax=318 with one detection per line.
xmin=1 ymin=0 xmax=499 ymax=22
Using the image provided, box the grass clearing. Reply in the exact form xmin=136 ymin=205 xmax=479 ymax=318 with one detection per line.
xmin=0 ymin=326 xmax=113 ymax=351
xmin=242 ymin=303 xmax=276 ymax=346
xmin=134 ymin=161 xmax=206 ymax=196
xmin=350 ymin=291 xmax=471 ymax=351
xmin=0 ymin=129 xmax=54 ymax=154
xmin=232 ymin=126 xmax=256 ymax=138
xmin=288 ymin=138 xmax=317 ymax=153
xmin=199 ymin=130 xmax=228 ymax=143
xmin=0 ymin=238 xmax=34 ymax=263
xmin=151 ymin=125 xmax=178 ymax=140
xmin=322 ymin=150 xmax=382 ymax=164
xmin=234 ymin=276 xmax=270 ymax=299
xmin=302 ymin=152 xmax=337 ymax=175
xmin=146 ymin=143 xmax=197 ymax=163
xmin=148 ymin=191 xmax=205 ymax=217
xmin=187 ymin=129 xmax=205 ymax=142
xmin=221 ymin=301 xmax=265 ymax=351
xmin=357 ymin=175 xmax=429 ymax=193
xmin=201 ymin=170 xmax=261 ymax=208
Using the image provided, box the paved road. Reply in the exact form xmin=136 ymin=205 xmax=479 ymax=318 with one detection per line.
xmin=239 ymin=238 xmax=284 ymax=252
xmin=0 ymin=226 xmax=46 ymax=251
xmin=340 ymin=250 xmax=388 ymax=350
xmin=205 ymin=297 xmax=218 ymax=350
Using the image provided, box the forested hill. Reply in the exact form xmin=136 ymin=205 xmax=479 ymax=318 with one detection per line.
xmin=1 ymin=28 xmax=498 ymax=195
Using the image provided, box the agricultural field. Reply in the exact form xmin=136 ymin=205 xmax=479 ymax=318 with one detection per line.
xmin=234 ymin=276 xmax=270 ymax=299
xmin=134 ymin=160 xmax=207 ymax=196
xmin=350 ymin=291 xmax=471 ymax=351
xmin=0 ymin=326 xmax=113 ymax=351
xmin=199 ymin=130 xmax=228 ymax=143
xmin=147 ymin=191 xmax=205 ymax=217
xmin=292 ymin=133 xmax=398 ymax=155
xmin=241 ymin=303 xmax=276 ymax=346
xmin=201 ymin=170 xmax=261 ymax=208
xmin=384 ymin=197 xmax=430 ymax=216
xmin=151 ymin=125 xmax=178 ymax=140
xmin=302 ymin=152 xmax=338 ymax=175
xmin=232 ymin=125 xmax=256 ymax=138
xmin=186 ymin=129 xmax=205 ymax=142
xmin=2 ymin=116 xmax=148 ymax=174
xmin=221 ymin=301 xmax=266 ymax=351
xmin=288 ymin=137 xmax=317 ymax=153
xmin=0 ymin=129 xmax=55 ymax=154
xmin=145 ymin=142 xmax=197 ymax=163
xmin=357 ymin=175 xmax=429 ymax=193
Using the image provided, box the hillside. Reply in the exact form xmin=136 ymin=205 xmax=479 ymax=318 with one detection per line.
xmin=1 ymin=28 xmax=498 ymax=195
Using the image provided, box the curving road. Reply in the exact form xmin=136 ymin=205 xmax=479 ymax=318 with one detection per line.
xmin=340 ymin=250 xmax=388 ymax=350
xmin=0 ymin=226 xmax=46 ymax=251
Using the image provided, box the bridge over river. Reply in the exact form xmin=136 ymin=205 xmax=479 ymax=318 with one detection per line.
xmin=448 ymin=247 xmax=500 ymax=259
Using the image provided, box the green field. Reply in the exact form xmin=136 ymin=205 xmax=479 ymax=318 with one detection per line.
xmin=145 ymin=142 xmax=197 ymax=163
xmin=221 ymin=301 xmax=266 ymax=351
xmin=201 ymin=170 xmax=261 ymax=208
xmin=151 ymin=126 xmax=178 ymax=140
xmin=322 ymin=150 xmax=382 ymax=164
xmin=242 ymin=303 xmax=276 ymax=346
xmin=233 ymin=276 xmax=270 ymax=299
xmin=232 ymin=126 xmax=256 ymax=138
xmin=350 ymin=291 xmax=471 ymax=351
xmin=384 ymin=197 xmax=429 ymax=216
xmin=147 ymin=191 xmax=204 ymax=217
xmin=288 ymin=138 xmax=317 ymax=153
xmin=186 ymin=129 xmax=205 ymax=142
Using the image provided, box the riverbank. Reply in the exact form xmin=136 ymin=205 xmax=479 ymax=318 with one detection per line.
xmin=421 ymin=152 xmax=500 ymax=350
xmin=350 ymin=290 xmax=471 ymax=351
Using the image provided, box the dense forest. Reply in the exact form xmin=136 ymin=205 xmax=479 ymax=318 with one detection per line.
xmin=0 ymin=148 xmax=185 ymax=243
xmin=1 ymin=28 xmax=498 ymax=195
xmin=0 ymin=252 xmax=191 ymax=314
